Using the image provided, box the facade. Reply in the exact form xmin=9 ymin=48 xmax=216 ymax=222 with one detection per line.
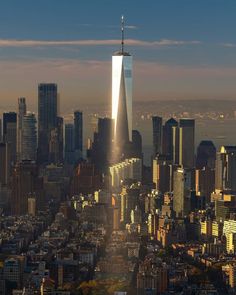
xmin=3 ymin=112 xmax=17 ymax=163
xmin=215 ymin=146 xmax=236 ymax=191
xmin=74 ymin=110 xmax=83 ymax=161
xmin=173 ymin=167 xmax=192 ymax=218
xmin=153 ymin=155 xmax=173 ymax=193
xmin=11 ymin=160 xmax=42 ymax=215
xmin=162 ymin=118 xmax=178 ymax=160
xmin=152 ymin=116 xmax=162 ymax=157
xmin=223 ymin=220 xmax=236 ymax=254
xmin=109 ymin=158 xmax=142 ymax=189
xmin=92 ymin=117 xmax=113 ymax=172
xmin=112 ymin=19 xmax=132 ymax=159
xmin=17 ymin=97 xmax=27 ymax=161
xmin=0 ymin=142 xmax=11 ymax=185
xmin=38 ymin=83 xmax=58 ymax=164
xmin=196 ymin=140 xmax=216 ymax=169
xmin=22 ymin=113 xmax=37 ymax=161
xmin=179 ymin=119 xmax=195 ymax=168
xmin=65 ymin=123 xmax=75 ymax=165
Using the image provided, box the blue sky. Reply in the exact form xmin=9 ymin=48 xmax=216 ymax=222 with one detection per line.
xmin=1 ymin=0 xmax=236 ymax=110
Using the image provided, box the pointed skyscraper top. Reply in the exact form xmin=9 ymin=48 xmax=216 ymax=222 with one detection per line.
xmin=121 ymin=15 xmax=124 ymax=54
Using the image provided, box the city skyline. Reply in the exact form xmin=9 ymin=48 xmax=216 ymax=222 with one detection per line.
xmin=1 ymin=1 xmax=236 ymax=111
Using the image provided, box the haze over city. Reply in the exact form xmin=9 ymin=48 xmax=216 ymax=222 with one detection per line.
xmin=1 ymin=0 xmax=236 ymax=110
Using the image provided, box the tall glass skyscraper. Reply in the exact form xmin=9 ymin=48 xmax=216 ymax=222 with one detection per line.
xmin=74 ymin=110 xmax=83 ymax=161
xmin=38 ymin=83 xmax=58 ymax=164
xmin=22 ymin=113 xmax=37 ymax=161
xmin=112 ymin=16 xmax=132 ymax=157
xmin=17 ymin=97 xmax=27 ymax=161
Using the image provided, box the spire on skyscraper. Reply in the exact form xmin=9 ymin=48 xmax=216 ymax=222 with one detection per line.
xmin=121 ymin=15 xmax=124 ymax=54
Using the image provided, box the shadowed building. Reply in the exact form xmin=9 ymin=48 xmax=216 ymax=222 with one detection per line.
xmin=38 ymin=83 xmax=58 ymax=164
xmin=152 ymin=116 xmax=162 ymax=157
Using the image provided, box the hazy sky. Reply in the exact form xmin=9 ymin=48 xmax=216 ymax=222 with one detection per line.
xmin=1 ymin=0 xmax=236 ymax=112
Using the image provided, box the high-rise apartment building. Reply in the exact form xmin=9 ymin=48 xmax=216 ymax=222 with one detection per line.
xmin=152 ymin=116 xmax=162 ymax=157
xmin=173 ymin=167 xmax=192 ymax=218
xmin=38 ymin=83 xmax=58 ymax=164
xmin=112 ymin=16 xmax=132 ymax=159
xmin=21 ymin=113 xmax=37 ymax=161
xmin=17 ymin=97 xmax=27 ymax=161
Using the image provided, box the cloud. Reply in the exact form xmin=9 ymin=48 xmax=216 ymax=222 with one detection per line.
xmin=0 ymin=38 xmax=201 ymax=48
xmin=221 ymin=42 xmax=236 ymax=48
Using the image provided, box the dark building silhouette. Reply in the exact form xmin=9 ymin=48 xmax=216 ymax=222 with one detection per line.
xmin=162 ymin=118 xmax=178 ymax=160
xmin=38 ymin=83 xmax=58 ymax=164
xmin=152 ymin=116 xmax=162 ymax=157
xmin=3 ymin=112 xmax=17 ymax=163
xmin=196 ymin=140 xmax=216 ymax=169
xmin=215 ymin=146 xmax=236 ymax=191
xmin=132 ymin=130 xmax=142 ymax=159
xmin=74 ymin=111 xmax=83 ymax=162
xmin=0 ymin=143 xmax=11 ymax=186
xmin=92 ymin=118 xmax=113 ymax=172
xmin=70 ymin=162 xmax=102 ymax=195
xmin=11 ymin=160 xmax=43 ymax=215
xmin=49 ymin=116 xmax=64 ymax=164
xmin=179 ymin=119 xmax=195 ymax=168
xmin=65 ymin=123 xmax=75 ymax=165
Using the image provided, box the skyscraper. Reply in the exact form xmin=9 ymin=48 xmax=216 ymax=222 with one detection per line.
xmin=215 ymin=146 xmax=236 ymax=191
xmin=65 ymin=123 xmax=75 ymax=165
xmin=112 ymin=16 xmax=132 ymax=159
xmin=38 ymin=83 xmax=58 ymax=164
xmin=173 ymin=167 xmax=192 ymax=218
xmin=3 ymin=112 xmax=17 ymax=163
xmin=17 ymin=97 xmax=27 ymax=161
xmin=21 ymin=113 xmax=37 ymax=161
xmin=162 ymin=118 xmax=178 ymax=160
xmin=74 ymin=111 xmax=83 ymax=161
xmin=152 ymin=116 xmax=162 ymax=157
xmin=179 ymin=119 xmax=195 ymax=168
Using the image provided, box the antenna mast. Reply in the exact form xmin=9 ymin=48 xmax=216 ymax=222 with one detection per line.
xmin=121 ymin=15 xmax=124 ymax=54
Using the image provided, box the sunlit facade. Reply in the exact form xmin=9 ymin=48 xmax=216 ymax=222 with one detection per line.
xmin=112 ymin=53 xmax=132 ymax=147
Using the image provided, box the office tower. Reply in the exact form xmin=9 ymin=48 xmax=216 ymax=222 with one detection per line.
xmin=132 ymin=130 xmax=142 ymax=159
xmin=92 ymin=117 xmax=113 ymax=172
xmin=179 ymin=119 xmax=195 ymax=168
xmin=112 ymin=16 xmax=132 ymax=159
xmin=0 ymin=118 xmax=2 ymax=142
xmin=11 ymin=160 xmax=42 ymax=215
xmin=49 ymin=117 xmax=63 ymax=165
xmin=38 ymin=83 xmax=58 ymax=164
xmin=17 ymin=97 xmax=27 ymax=161
xmin=153 ymin=155 xmax=173 ymax=194
xmin=196 ymin=140 xmax=216 ymax=169
xmin=152 ymin=116 xmax=162 ymax=157
xmin=172 ymin=125 xmax=180 ymax=165
xmin=215 ymin=146 xmax=236 ymax=191
xmin=173 ymin=167 xmax=192 ymax=218
xmin=162 ymin=118 xmax=178 ymax=160
xmin=74 ymin=110 xmax=83 ymax=161
xmin=196 ymin=166 xmax=215 ymax=203
xmin=3 ymin=112 xmax=17 ymax=163
xmin=21 ymin=113 xmax=37 ymax=161
xmin=65 ymin=123 xmax=75 ymax=165
xmin=0 ymin=143 xmax=11 ymax=185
